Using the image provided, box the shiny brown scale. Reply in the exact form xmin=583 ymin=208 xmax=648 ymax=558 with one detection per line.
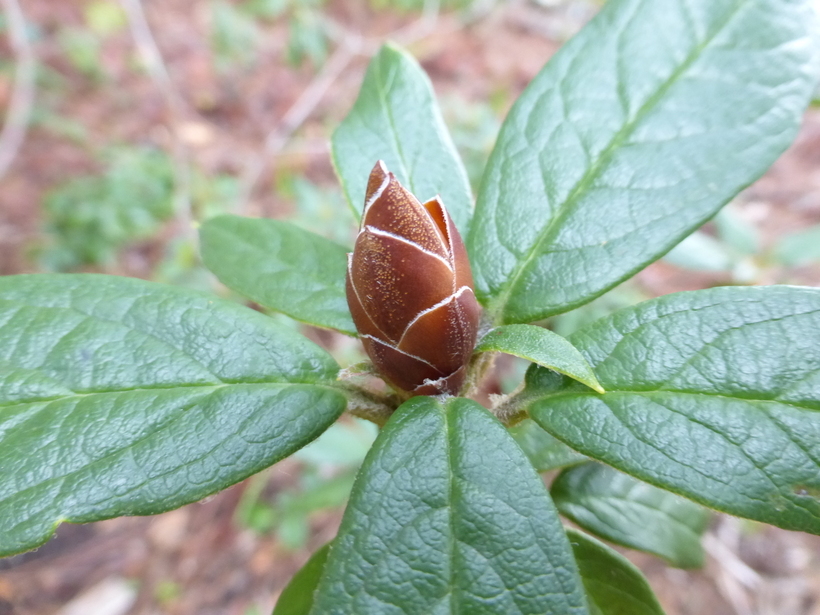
xmin=346 ymin=161 xmax=481 ymax=396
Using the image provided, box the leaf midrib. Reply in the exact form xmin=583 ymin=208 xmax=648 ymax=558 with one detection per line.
xmin=0 ymin=380 xmax=314 ymax=410
xmin=532 ymin=389 xmax=820 ymax=528
xmin=1 ymin=299 xmax=227 ymax=384
xmin=488 ymin=0 xmax=747 ymax=322
xmin=375 ymin=55 xmax=414 ymax=195
xmin=0 ymin=381 xmax=337 ymax=513
xmin=443 ymin=403 xmax=459 ymax=614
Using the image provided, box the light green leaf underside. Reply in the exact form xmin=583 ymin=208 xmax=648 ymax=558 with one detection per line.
xmin=200 ymin=215 xmax=355 ymax=335
xmin=476 ymin=324 xmax=604 ymax=393
xmin=332 ymin=42 xmax=473 ymax=236
xmin=509 ymin=418 xmax=588 ymax=472
xmin=552 ymin=462 xmax=709 ymax=568
xmin=273 ymin=542 xmax=331 ymax=615
xmin=469 ymin=0 xmax=819 ymax=324
xmin=0 ymin=274 xmax=345 ymax=556
xmin=568 ymin=529 xmax=666 ymax=615
xmin=526 ymin=285 xmax=820 ymax=535
xmin=311 ymin=396 xmax=589 ymax=615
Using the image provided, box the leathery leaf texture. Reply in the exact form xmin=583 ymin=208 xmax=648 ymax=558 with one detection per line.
xmin=0 ymin=275 xmax=346 ymax=557
xmin=469 ymin=0 xmax=819 ymax=323
xmin=526 ymin=286 xmax=820 ymax=535
xmin=311 ymin=396 xmax=589 ymax=615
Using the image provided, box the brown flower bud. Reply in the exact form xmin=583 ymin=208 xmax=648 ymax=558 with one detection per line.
xmin=346 ymin=161 xmax=481 ymax=396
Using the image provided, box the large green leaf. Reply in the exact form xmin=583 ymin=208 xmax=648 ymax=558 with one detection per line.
xmin=332 ymin=43 xmax=473 ymax=235
xmin=312 ymin=396 xmax=589 ymax=615
xmin=273 ymin=542 xmax=331 ymax=615
xmin=568 ymin=529 xmax=665 ymax=615
xmin=468 ymin=0 xmax=819 ymax=323
xmin=552 ymin=462 xmax=709 ymax=568
xmin=525 ymin=286 xmax=820 ymax=535
xmin=200 ymin=215 xmax=354 ymax=334
xmin=0 ymin=274 xmax=346 ymax=557
xmin=475 ymin=324 xmax=604 ymax=393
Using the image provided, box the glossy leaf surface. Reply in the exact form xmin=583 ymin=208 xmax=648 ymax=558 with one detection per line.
xmin=312 ymin=396 xmax=589 ymax=615
xmin=200 ymin=215 xmax=354 ymax=334
xmin=509 ymin=419 xmax=588 ymax=472
xmin=475 ymin=324 xmax=603 ymax=393
xmin=0 ymin=275 xmax=345 ymax=556
xmin=469 ymin=0 xmax=819 ymax=323
xmin=332 ymin=43 xmax=473 ymax=235
xmin=568 ymin=529 xmax=665 ymax=615
xmin=527 ymin=286 xmax=820 ymax=535
xmin=273 ymin=543 xmax=331 ymax=615
xmin=552 ymin=462 xmax=709 ymax=568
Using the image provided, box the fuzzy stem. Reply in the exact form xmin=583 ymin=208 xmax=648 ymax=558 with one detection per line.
xmin=333 ymin=381 xmax=398 ymax=428
xmin=460 ymin=350 xmax=496 ymax=400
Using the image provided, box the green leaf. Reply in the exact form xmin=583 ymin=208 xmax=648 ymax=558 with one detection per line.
xmin=0 ymin=274 xmax=346 ymax=557
xmin=526 ymin=286 xmax=820 ymax=535
xmin=311 ymin=396 xmax=589 ymax=615
xmin=200 ymin=215 xmax=354 ymax=335
xmin=714 ymin=206 xmax=759 ymax=256
xmin=772 ymin=224 xmax=820 ymax=266
xmin=552 ymin=462 xmax=709 ymax=568
xmin=662 ymin=231 xmax=733 ymax=272
xmin=475 ymin=324 xmax=604 ymax=393
xmin=332 ymin=43 xmax=473 ymax=235
xmin=469 ymin=0 xmax=819 ymax=323
xmin=568 ymin=529 xmax=666 ymax=615
xmin=273 ymin=542 xmax=331 ymax=615
xmin=509 ymin=418 xmax=588 ymax=472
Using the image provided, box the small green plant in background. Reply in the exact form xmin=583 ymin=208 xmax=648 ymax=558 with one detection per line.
xmin=56 ymin=0 xmax=127 ymax=81
xmin=664 ymin=202 xmax=820 ymax=283
xmin=283 ymin=1 xmax=329 ymax=68
xmin=38 ymin=146 xmax=175 ymax=270
xmin=215 ymin=0 xmax=333 ymax=70
xmin=211 ymin=0 xmax=261 ymax=71
xmin=2 ymin=1 xmax=820 ymax=614
xmin=38 ymin=146 xmax=239 ymax=282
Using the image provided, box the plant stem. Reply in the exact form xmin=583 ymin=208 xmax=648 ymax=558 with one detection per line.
xmin=460 ymin=350 xmax=496 ymax=400
xmin=333 ymin=381 xmax=398 ymax=428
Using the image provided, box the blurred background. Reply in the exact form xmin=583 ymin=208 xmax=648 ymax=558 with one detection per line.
xmin=0 ymin=0 xmax=819 ymax=613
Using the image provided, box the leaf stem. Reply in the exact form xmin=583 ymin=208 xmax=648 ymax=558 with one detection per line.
xmin=332 ymin=380 xmax=399 ymax=428
xmin=460 ymin=349 xmax=496 ymax=401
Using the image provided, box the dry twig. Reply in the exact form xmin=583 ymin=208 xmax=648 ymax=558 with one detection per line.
xmin=235 ymin=34 xmax=363 ymax=212
xmin=119 ymin=0 xmax=194 ymax=237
